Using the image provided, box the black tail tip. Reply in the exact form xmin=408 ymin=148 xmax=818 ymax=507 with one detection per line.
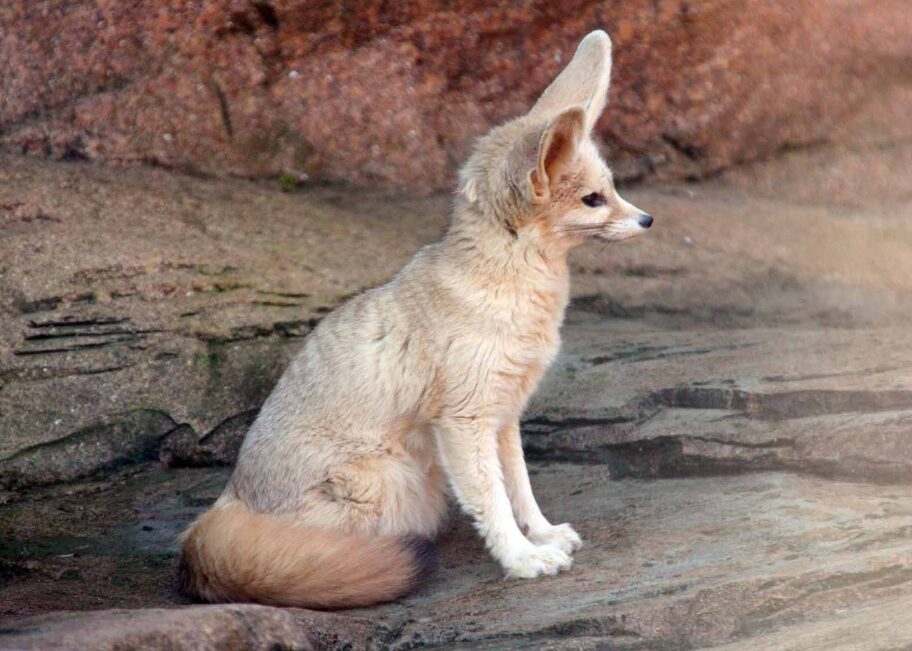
xmin=176 ymin=550 xmax=197 ymax=600
xmin=403 ymin=536 xmax=439 ymax=588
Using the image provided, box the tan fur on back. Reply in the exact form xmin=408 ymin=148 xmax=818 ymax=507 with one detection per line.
xmin=179 ymin=29 xmax=654 ymax=606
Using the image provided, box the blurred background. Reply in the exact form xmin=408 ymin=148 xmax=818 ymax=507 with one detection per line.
xmin=2 ymin=2 xmax=912 ymax=649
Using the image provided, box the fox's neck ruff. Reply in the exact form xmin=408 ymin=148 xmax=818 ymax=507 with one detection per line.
xmin=441 ymin=202 xmax=571 ymax=328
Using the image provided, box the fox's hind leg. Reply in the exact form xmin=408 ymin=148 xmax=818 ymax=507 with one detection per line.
xmin=182 ymin=442 xmax=447 ymax=608
xmin=294 ymin=447 xmax=449 ymax=539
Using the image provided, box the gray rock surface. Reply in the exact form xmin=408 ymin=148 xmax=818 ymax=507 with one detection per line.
xmin=2 ymin=464 xmax=912 ymax=649
xmin=1 ymin=100 xmax=912 ymax=648
xmin=0 ymin=154 xmax=448 ymax=487
xmin=2 ymin=105 xmax=911 ymax=488
xmin=526 ymin=317 xmax=912 ymax=482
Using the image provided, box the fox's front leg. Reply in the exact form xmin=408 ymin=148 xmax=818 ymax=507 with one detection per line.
xmin=498 ymin=421 xmax=582 ymax=555
xmin=434 ymin=416 xmax=571 ymax=578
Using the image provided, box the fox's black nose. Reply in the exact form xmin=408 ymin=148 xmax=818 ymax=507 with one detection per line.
xmin=638 ymin=214 xmax=654 ymax=229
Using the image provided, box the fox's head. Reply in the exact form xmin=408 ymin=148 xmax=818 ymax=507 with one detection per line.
xmin=458 ymin=30 xmax=652 ymax=251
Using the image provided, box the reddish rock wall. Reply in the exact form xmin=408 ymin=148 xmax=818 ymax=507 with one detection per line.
xmin=2 ymin=1 xmax=910 ymax=189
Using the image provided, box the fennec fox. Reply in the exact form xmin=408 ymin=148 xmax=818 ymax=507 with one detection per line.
xmin=179 ymin=30 xmax=653 ymax=608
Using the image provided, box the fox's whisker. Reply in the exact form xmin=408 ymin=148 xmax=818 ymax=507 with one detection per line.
xmin=558 ymin=224 xmax=605 ymax=233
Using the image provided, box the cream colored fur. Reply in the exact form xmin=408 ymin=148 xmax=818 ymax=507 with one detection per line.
xmin=179 ymin=30 xmax=652 ymax=607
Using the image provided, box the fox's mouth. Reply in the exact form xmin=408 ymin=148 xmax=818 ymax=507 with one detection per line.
xmin=593 ymin=214 xmax=654 ymax=241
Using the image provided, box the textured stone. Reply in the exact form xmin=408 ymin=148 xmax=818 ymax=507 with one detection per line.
xmin=524 ymin=318 xmax=912 ymax=483
xmin=0 ymin=153 xmax=448 ymax=487
xmin=1 ymin=1 xmax=910 ymax=189
xmin=1 ymin=66 xmax=912 ymax=647
xmin=0 ymin=604 xmax=375 ymax=650
xmin=2 ymin=464 xmax=912 ymax=649
xmin=2 ymin=109 xmax=912 ymax=487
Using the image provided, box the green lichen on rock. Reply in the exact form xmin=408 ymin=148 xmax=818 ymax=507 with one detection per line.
xmin=277 ymin=172 xmax=299 ymax=193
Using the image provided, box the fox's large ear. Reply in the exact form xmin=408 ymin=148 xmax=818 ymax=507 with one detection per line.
xmin=529 ymin=107 xmax=585 ymax=202
xmin=529 ymin=30 xmax=612 ymax=133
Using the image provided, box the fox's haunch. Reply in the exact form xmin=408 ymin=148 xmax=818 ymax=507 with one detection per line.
xmin=178 ymin=503 xmax=437 ymax=609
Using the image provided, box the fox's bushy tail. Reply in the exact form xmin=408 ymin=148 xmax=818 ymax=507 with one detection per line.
xmin=178 ymin=503 xmax=437 ymax=609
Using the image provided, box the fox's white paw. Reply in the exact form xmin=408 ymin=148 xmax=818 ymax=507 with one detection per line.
xmin=529 ymin=523 xmax=583 ymax=555
xmin=502 ymin=544 xmax=572 ymax=579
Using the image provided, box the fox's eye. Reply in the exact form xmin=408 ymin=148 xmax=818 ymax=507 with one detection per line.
xmin=582 ymin=192 xmax=607 ymax=208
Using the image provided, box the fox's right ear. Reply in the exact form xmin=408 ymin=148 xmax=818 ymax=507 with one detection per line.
xmin=529 ymin=107 xmax=585 ymax=203
xmin=528 ymin=30 xmax=612 ymax=134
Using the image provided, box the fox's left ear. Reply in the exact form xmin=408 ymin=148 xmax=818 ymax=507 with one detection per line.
xmin=528 ymin=30 xmax=612 ymax=134
xmin=529 ymin=107 xmax=585 ymax=202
